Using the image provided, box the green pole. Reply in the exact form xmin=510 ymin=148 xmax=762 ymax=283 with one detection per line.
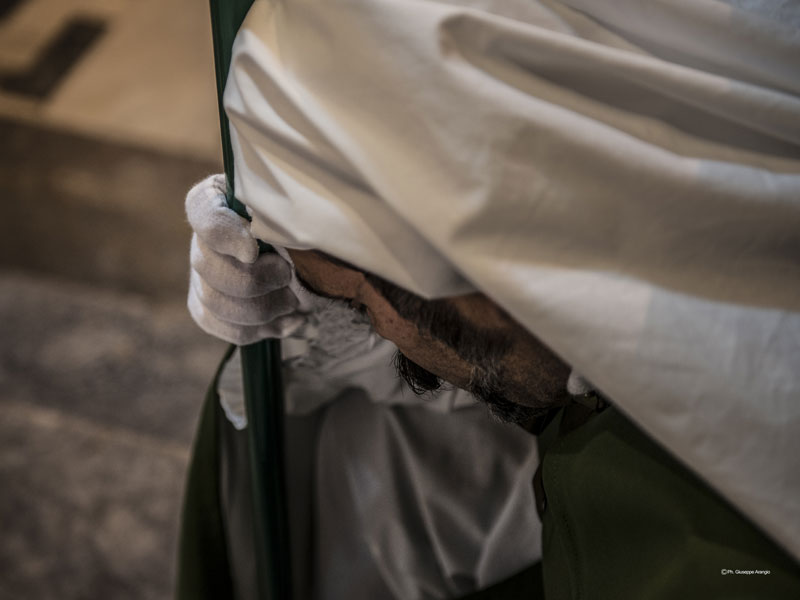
xmin=208 ymin=2 xmax=293 ymax=598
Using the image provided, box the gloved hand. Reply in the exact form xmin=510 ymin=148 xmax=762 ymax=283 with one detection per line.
xmin=186 ymin=174 xmax=306 ymax=345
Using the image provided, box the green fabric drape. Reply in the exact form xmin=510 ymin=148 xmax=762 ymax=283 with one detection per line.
xmin=176 ymin=346 xmax=236 ymax=600
xmin=539 ymin=403 xmax=800 ymax=600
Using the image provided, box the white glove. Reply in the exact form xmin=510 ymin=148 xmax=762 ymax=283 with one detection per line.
xmin=186 ymin=174 xmax=306 ymax=345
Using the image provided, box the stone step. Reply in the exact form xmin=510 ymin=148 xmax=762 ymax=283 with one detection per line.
xmin=0 ymin=117 xmax=221 ymax=300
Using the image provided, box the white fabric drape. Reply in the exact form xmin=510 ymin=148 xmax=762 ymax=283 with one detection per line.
xmin=224 ymin=0 xmax=800 ymax=560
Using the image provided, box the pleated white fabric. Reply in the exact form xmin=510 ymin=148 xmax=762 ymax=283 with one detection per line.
xmin=314 ymin=390 xmax=540 ymax=600
xmin=218 ymin=342 xmax=541 ymax=598
xmin=224 ymin=0 xmax=800 ymax=560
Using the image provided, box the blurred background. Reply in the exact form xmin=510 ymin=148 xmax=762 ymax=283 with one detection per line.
xmin=0 ymin=0 xmax=228 ymax=597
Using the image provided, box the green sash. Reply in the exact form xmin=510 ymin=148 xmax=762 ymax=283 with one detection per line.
xmin=539 ymin=402 xmax=800 ymax=599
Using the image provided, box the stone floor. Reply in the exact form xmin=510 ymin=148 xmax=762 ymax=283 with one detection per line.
xmin=0 ymin=0 xmax=231 ymax=600
xmin=0 ymin=0 xmax=229 ymax=596
xmin=0 ymin=272 xmax=225 ymax=600
xmin=0 ymin=116 xmax=219 ymax=299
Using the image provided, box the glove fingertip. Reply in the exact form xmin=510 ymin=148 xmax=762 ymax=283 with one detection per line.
xmin=251 ymin=253 xmax=293 ymax=289
xmin=232 ymin=233 xmax=260 ymax=264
